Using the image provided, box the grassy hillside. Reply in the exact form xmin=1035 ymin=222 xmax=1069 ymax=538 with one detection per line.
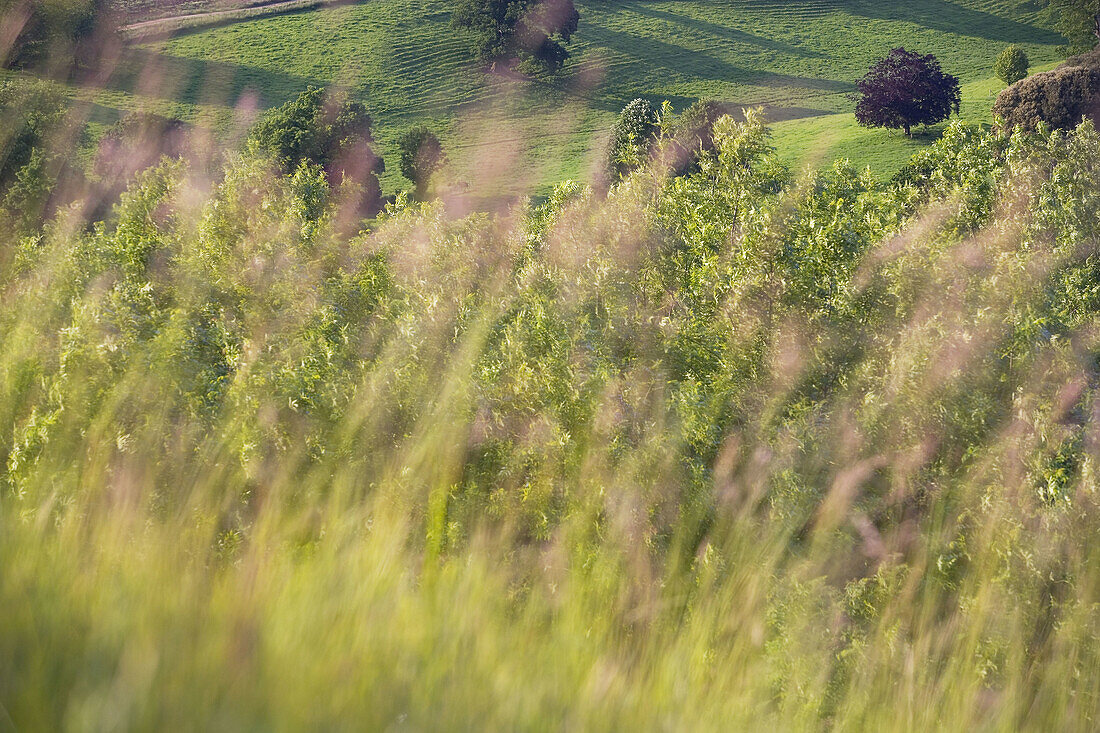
xmin=770 ymin=61 xmax=1061 ymax=175
xmin=113 ymin=0 xmax=1066 ymax=193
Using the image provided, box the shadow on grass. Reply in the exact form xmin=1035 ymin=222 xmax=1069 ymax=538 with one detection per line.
xmin=760 ymin=105 xmax=835 ymax=123
xmin=104 ymin=47 xmax=323 ymax=109
xmin=583 ymin=21 xmax=854 ymax=94
xmin=626 ymin=4 xmax=829 ymax=59
xmin=847 ymin=0 xmax=1062 ymax=44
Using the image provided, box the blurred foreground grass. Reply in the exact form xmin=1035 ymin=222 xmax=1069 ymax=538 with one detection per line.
xmin=1 ymin=78 xmax=1100 ymax=730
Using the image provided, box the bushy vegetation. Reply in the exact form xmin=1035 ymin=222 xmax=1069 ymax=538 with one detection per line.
xmin=0 ymin=79 xmax=88 ymax=229
xmin=451 ymin=0 xmax=579 ymax=72
xmin=995 ymin=44 xmax=1030 ymax=85
xmin=604 ymin=97 xmax=659 ymax=182
xmin=2 ymin=53 xmax=1100 ymax=725
xmin=249 ymin=86 xmax=384 ymax=217
xmin=0 ymin=0 xmax=107 ymax=69
xmin=994 ymin=47 xmax=1100 ymax=130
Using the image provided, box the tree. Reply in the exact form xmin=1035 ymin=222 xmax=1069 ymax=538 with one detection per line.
xmin=452 ymin=0 xmax=579 ymax=73
xmin=0 ymin=78 xmax=86 ymax=228
xmin=994 ymin=45 xmax=1030 ymax=85
xmin=397 ymin=125 xmax=445 ymax=197
xmin=854 ymin=48 xmax=961 ymax=136
xmin=249 ymin=87 xmax=384 ymax=217
xmin=0 ymin=0 xmax=110 ymax=70
xmin=1046 ymin=0 xmax=1100 ymax=53
xmin=605 ymin=98 xmax=659 ymax=181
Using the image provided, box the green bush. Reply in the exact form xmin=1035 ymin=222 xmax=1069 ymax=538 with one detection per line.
xmin=994 ymin=44 xmax=1029 ymax=85
xmin=605 ymin=97 xmax=660 ymax=182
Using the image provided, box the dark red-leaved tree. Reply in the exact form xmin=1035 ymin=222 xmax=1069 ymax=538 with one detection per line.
xmin=855 ymin=48 xmax=961 ymax=136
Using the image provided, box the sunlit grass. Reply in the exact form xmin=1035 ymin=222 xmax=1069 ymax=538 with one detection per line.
xmin=771 ymin=61 xmax=1062 ymax=178
xmin=126 ymin=0 xmax=1065 ymax=194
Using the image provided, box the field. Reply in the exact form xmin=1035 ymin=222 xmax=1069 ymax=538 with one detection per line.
xmin=770 ymin=62 xmax=1061 ymax=173
xmin=99 ymin=0 xmax=1067 ymax=194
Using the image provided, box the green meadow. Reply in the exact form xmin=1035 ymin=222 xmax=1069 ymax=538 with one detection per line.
xmin=111 ymin=0 xmax=1066 ymax=193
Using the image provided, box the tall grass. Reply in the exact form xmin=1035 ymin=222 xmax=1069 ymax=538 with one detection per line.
xmin=1 ymin=67 xmax=1100 ymax=730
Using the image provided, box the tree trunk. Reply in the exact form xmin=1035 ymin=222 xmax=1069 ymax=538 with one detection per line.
xmin=1094 ymin=9 xmax=1099 ymax=42
xmin=904 ymin=123 xmax=911 ymax=137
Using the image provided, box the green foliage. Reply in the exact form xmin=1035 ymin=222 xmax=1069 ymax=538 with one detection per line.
xmin=249 ymin=86 xmax=376 ymax=172
xmin=605 ymin=98 xmax=659 ymax=182
xmin=0 ymin=0 xmax=106 ymax=69
xmin=249 ymin=86 xmax=384 ymax=216
xmin=0 ymin=78 xmax=86 ymax=230
xmin=451 ymin=0 xmax=579 ymax=72
xmin=0 ymin=78 xmax=68 ymax=188
xmin=1045 ymin=0 xmax=1100 ymax=53
xmin=5 ymin=96 xmax=1100 ymax=729
xmin=397 ymin=124 xmax=444 ymax=197
xmin=671 ymin=99 xmax=724 ymax=157
xmin=994 ymin=44 xmax=1030 ymax=85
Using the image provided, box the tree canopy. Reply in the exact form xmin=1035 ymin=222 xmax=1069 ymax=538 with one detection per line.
xmin=994 ymin=45 xmax=1030 ymax=85
xmin=451 ymin=0 xmax=580 ymax=73
xmin=854 ymin=47 xmax=961 ymax=136
xmin=249 ymin=86 xmax=384 ymax=217
xmin=397 ymin=125 xmax=445 ymax=197
xmin=1046 ymin=0 xmax=1100 ymax=53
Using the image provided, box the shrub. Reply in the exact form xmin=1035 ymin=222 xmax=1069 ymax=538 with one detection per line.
xmin=605 ymin=98 xmax=659 ymax=182
xmin=854 ymin=47 xmax=961 ymax=136
xmin=994 ymin=44 xmax=1030 ymax=85
xmin=993 ymin=64 xmax=1100 ymax=131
